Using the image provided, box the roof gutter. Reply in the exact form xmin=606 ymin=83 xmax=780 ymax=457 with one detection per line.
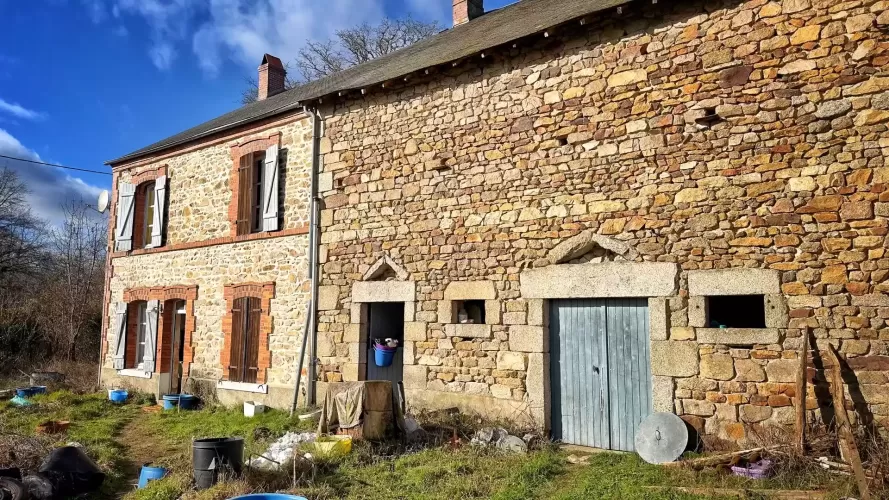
xmin=105 ymin=100 xmax=306 ymax=166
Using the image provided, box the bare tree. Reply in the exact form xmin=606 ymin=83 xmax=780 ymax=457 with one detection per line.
xmin=37 ymin=202 xmax=106 ymax=361
xmin=241 ymin=17 xmax=440 ymax=104
xmin=0 ymin=168 xmax=45 ymax=281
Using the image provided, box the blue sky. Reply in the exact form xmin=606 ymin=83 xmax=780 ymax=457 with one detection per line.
xmin=0 ymin=0 xmax=514 ymax=224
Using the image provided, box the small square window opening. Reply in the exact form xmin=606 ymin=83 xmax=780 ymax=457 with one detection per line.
xmin=454 ymin=300 xmax=486 ymax=324
xmin=706 ymin=295 xmax=766 ymax=329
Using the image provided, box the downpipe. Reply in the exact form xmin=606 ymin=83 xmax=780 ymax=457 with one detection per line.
xmin=291 ymin=106 xmax=323 ymax=414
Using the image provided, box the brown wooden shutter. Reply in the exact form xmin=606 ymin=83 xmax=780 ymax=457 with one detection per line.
xmin=244 ymin=297 xmax=262 ymax=384
xmin=229 ymin=297 xmax=245 ymax=381
xmin=236 ymin=154 xmax=254 ymax=236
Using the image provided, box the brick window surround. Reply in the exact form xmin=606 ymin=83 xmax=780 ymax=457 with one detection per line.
xmin=119 ymin=285 xmax=198 ymax=376
xmin=228 ymin=134 xmax=280 ymax=238
xmin=221 ymin=282 xmax=275 ymax=384
xmin=110 ymin=166 xmax=168 ymax=252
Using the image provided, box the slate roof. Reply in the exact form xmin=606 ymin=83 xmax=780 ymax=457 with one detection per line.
xmin=108 ymin=0 xmax=628 ymax=165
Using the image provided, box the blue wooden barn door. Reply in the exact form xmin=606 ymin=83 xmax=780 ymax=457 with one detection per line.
xmin=550 ymin=298 xmax=652 ymax=451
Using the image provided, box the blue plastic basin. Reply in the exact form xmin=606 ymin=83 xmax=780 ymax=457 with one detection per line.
xmin=228 ymin=495 xmax=308 ymax=500
xmin=162 ymin=394 xmax=198 ymax=410
xmin=16 ymin=386 xmax=47 ymax=398
xmin=138 ymin=465 xmax=167 ymax=488
xmin=109 ymin=389 xmax=128 ymax=403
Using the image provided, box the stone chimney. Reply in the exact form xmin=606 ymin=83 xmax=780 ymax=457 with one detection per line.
xmin=258 ymin=54 xmax=286 ymax=101
xmin=453 ymin=0 xmax=484 ymax=26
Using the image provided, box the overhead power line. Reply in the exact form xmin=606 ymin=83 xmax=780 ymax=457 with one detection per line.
xmin=0 ymin=154 xmax=112 ymax=176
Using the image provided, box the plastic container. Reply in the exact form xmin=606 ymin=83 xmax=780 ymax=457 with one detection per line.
xmin=137 ymin=465 xmax=167 ymax=488
xmin=15 ymin=386 xmax=47 ymax=398
xmin=731 ymin=459 xmax=773 ymax=479
xmin=229 ymin=496 xmax=308 ymax=500
xmin=373 ymin=345 xmax=396 ymax=367
xmin=162 ymin=394 xmax=198 ymax=410
xmin=243 ymin=401 xmax=265 ymax=417
xmin=192 ymin=437 xmax=244 ymax=490
xmin=313 ymin=435 xmax=352 ymax=457
xmin=108 ymin=389 xmax=128 ymax=403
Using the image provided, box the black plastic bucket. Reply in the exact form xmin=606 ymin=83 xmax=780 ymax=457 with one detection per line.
xmin=192 ymin=438 xmax=244 ymax=490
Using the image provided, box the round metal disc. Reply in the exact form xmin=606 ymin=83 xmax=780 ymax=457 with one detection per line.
xmin=634 ymin=412 xmax=688 ymax=464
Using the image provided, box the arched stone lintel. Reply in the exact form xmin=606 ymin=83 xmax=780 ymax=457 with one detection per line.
xmin=544 ymin=230 xmax=639 ymax=266
xmin=363 ymin=254 xmax=410 ymax=281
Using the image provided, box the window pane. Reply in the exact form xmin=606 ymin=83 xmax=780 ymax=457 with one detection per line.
xmin=136 ymin=302 xmax=147 ymax=367
xmin=144 ymin=186 xmax=155 ymax=246
xmin=252 ymin=156 xmax=264 ymax=232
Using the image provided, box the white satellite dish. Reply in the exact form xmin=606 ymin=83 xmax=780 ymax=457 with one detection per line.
xmin=97 ymin=190 xmax=110 ymax=213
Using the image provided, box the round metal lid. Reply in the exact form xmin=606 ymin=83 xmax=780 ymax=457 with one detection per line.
xmin=634 ymin=412 xmax=689 ymax=464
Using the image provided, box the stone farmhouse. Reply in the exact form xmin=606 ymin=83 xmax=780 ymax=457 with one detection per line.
xmin=102 ymin=0 xmax=889 ymax=449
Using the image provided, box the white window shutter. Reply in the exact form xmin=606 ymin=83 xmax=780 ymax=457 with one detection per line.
xmin=111 ymin=302 xmax=127 ymax=370
xmin=150 ymin=176 xmax=167 ymax=248
xmin=143 ymin=300 xmax=160 ymax=372
xmin=114 ymin=182 xmax=136 ymax=252
xmin=262 ymin=144 xmax=280 ymax=232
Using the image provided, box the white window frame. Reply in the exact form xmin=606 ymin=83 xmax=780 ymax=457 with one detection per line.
xmin=142 ymin=183 xmax=156 ymax=249
xmin=135 ymin=302 xmax=148 ymax=369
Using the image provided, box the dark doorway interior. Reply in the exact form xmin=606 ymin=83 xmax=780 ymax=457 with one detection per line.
xmin=366 ymin=302 xmax=404 ymax=384
xmin=168 ymin=300 xmax=187 ymax=393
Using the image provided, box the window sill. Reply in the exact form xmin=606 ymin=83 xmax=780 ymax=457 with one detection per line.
xmin=443 ymin=323 xmax=492 ymax=339
xmin=696 ymin=328 xmax=780 ymax=346
xmin=118 ymin=368 xmax=152 ymax=379
xmin=216 ymin=380 xmax=268 ymax=394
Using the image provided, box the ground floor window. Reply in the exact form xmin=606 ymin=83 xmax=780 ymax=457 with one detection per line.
xmin=135 ymin=301 xmax=148 ymax=369
xmin=228 ymin=296 xmax=262 ymax=383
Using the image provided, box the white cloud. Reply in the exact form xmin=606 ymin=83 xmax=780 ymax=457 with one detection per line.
xmin=82 ymin=0 xmax=107 ymax=24
xmin=114 ymin=0 xmax=193 ymax=70
xmin=0 ymin=99 xmax=45 ymax=121
xmin=0 ymin=129 xmax=107 ymax=225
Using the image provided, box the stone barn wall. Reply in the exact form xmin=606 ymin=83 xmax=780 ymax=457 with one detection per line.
xmin=315 ymin=0 xmax=889 ymax=442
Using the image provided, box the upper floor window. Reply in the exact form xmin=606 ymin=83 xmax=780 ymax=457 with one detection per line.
xmin=237 ymin=152 xmax=266 ymax=235
xmin=233 ymin=143 xmax=279 ymax=236
xmin=114 ymin=174 xmax=167 ymax=252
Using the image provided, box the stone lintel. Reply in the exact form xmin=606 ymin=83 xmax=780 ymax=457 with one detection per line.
xmin=352 ymin=281 xmax=415 ymax=303
xmin=687 ymin=269 xmax=780 ymax=296
xmin=444 ymin=280 xmax=497 ymax=300
xmin=697 ymin=328 xmax=780 ymax=346
xmin=650 ymin=341 xmax=699 ymax=377
xmin=508 ymin=325 xmax=548 ymax=352
xmin=444 ymin=324 xmax=492 ymax=339
xmin=520 ymin=262 xmax=678 ymax=298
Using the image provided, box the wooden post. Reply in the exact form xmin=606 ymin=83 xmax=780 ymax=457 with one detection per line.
xmin=795 ymin=327 xmax=809 ymax=453
xmin=826 ymin=344 xmax=871 ymax=500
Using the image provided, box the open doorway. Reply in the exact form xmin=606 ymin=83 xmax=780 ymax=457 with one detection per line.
xmin=365 ymin=302 xmax=404 ymax=384
xmin=168 ymin=300 xmax=187 ymax=394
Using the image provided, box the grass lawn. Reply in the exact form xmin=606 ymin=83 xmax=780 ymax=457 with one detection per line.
xmin=0 ymin=391 xmax=863 ymax=500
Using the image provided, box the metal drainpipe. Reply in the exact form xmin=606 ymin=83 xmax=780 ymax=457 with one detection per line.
xmin=305 ymin=106 xmax=322 ymax=406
